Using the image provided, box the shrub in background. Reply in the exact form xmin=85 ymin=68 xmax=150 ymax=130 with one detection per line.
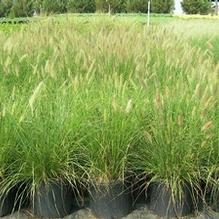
xmin=126 ymin=0 xmax=174 ymax=14
xmin=33 ymin=0 xmax=43 ymax=14
xmin=0 ymin=0 xmax=176 ymax=17
xmin=95 ymin=0 xmax=125 ymax=13
xmin=67 ymin=0 xmax=96 ymax=13
xmin=0 ymin=0 xmax=13 ymax=17
xmin=151 ymin=0 xmax=174 ymax=13
xmin=10 ymin=0 xmax=34 ymax=17
xmin=126 ymin=0 xmax=148 ymax=13
xmin=41 ymin=0 xmax=67 ymax=14
xmin=181 ymin=0 xmax=211 ymax=14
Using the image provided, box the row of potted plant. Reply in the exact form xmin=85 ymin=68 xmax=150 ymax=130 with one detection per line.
xmin=0 ymin=73 xmax=218 ymax=218
xmin=0 ymin=17 xmax=218 ymax=219
xmin=0 ymin=169 xmax=219 ymax=218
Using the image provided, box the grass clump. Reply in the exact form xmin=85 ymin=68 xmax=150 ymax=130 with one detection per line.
xmin=0 ymin=16 xmax=218 ymax=209
xmin=83 ymin=76 xmax=142 ymax=184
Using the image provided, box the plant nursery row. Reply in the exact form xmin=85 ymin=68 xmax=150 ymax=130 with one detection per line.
xmin=0 ymin=18 xmax=218 ymax=218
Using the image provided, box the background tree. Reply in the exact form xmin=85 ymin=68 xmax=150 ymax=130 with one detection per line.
xmin=41 ymin=0 xmax=67 ymax=14
xmin=126 ymin=0 xmax=174 ymax=14
xmin=67 ymin=0 xmax=96 ymax=13
xmin=0 ymin=0 xmax=13 ymax=17
xmin=0 ymin=0 xmax=181 ymax=17
xmin=126 ymin=0 xmax=148 ymax=13
xmin=151 ymin=0 xmax=174 ymax=13
xmin=33 ymin=0 xmax=43 ymax=14
xmin=10 ymin=0 xmax=34 ymax=17
xmin=95 ymin=0 xmax=125 ymax=13
xmin=181 ymin=0 xmax=211 ymax=14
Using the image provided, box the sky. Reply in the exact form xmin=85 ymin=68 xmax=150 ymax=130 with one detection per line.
xmin=174 ymin=0 xmax=184 ymax=14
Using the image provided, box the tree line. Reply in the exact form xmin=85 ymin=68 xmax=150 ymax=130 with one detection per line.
xmin=0 ymin=0 xmax=213 ymax=18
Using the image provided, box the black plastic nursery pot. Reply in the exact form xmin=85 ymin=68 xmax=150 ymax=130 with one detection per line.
xmin=72 ymin=182 xmax=90 ymax=209
xmin=149 ymin=182 xmax=196 ymax=218
xmin=32 ymin=181 xmax=75 ymax=218
xmin=14 ymin=183 xmax=30 ymax=211
xmin=131 ymin=175 xmax=151 ymax=208
xmin=207 ymin=188 xmax=219 ymax=212
xmin=0 ymin=184 xmax=28 ymax=217
xmin=203 ymin=174 xmax=219 ymax=212
xmin=89 ymin=181 xmax=132 ymax=219
xmin=0 ymin=189 xmax=17 ymax=217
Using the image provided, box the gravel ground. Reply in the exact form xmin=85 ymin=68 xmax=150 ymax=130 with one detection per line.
xmin=2 ymin=206 xmax=219 ymax=219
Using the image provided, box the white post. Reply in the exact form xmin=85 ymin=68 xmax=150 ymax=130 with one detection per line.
xmin=216 ymin=0 xmax=218 ymax=15
xmin=106 ymin=0 xmax=111 ymax=15
xmin=147 ymin=0 xmax=151 ymax=27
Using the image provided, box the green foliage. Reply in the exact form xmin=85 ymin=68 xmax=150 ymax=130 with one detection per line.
xmin=151 ymin=0 xmax=174 ymax=13
xmin=67 ymin=0 xmax=96 ymax=13
xmin=181 ymin=0 xmax=211 ymax=14
xmin=0 ymin=0 xmax=177 ymax=17
xmin=83 ymin=79 xmax=141 ymax=182
xmin=95 ymin=0 xmax=125 ymax=13
xmin=125 ymin=0 xmax=148 ymax=13
xmin=0 ymin=0 xmax=13 ymax=17
xmin=40 ymin=0 xmax=67 ymax=14
xmin=10 ymin=0 xmax=34 ymax=17
xmin=0 ymin=17 xmax=218 ymax=202
xmin=13 ymin=85 xmax=89 ymax=185
xmin=192 ymin=36 xmax=219 ymax=64
xmin=33 ymin=0 xmax=43 ymax=14
xmin=126 ymin=0 xmax=174 ymax=14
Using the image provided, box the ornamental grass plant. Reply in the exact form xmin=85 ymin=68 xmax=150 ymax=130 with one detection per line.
xmin=0 ymin=16 xmax=218 ymax=212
